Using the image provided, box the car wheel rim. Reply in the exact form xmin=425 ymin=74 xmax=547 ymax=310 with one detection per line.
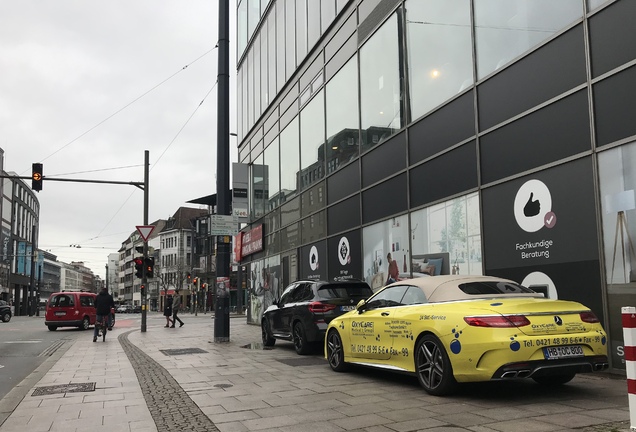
xmin=293 ymin=325 xmax=303 ymax=351
xmin=417 ymin=340 xmax=445 ymax=390
xmin=327 ymin=332 xmax=342 ymax=368
xmin=83 ymin=319 xmax=89 ymax=330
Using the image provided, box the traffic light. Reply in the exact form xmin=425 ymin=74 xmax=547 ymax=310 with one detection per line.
xmin=32 ymin=163 xmax=43 ymax=191
xmin=187 ymin=273 xmax=191 ymax=283
xmin=192 ymin=277 xmax=198 ymax=286
xmin=134 ymin=257 xmax=144 ymax=278
xmin=201 ymin=283 xmax=207 ymax=291
xmin=145 ymin=257 xmax=155 ymax=278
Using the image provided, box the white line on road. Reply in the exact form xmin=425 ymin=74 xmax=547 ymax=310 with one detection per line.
xmin=4 ymin=340 xmax=42 ymax=344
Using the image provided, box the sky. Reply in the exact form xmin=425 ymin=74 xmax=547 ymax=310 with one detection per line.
xmin=0 ymin=1 xmax=239 ymax=279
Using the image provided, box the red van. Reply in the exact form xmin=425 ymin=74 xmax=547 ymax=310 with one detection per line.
xmin=45 ymin=291 xmax=97 ymax=331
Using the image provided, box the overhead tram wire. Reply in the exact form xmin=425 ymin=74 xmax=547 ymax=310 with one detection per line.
xmin=91 ymin=80 xmax=219 ymax=240
xmin=26 ymin=46 xmax=218 ymax=173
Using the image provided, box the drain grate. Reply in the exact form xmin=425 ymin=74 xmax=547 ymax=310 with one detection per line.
xmin=32 ymin=382 xmax=96 ymax=396
xmin=276 ymin=357 xmax=327 ymax=367
xmin=213 ymin=383 xmax=233 ymax=389
xmin=159 ymin=348 xmax=208 ymax=356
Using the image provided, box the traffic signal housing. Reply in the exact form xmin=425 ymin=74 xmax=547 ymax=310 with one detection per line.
xmin=134 ymin=257 xmax=144 ymax=278
xmin=145 ymin=257 xmax=155 ymax=278
xmin=32 ymin=163 xmax=43 ymax=191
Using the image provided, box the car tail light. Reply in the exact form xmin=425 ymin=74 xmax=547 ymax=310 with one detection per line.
xmin=580 ymin=311 xmax=600 ymax=323
xmin=308 ymin=302 xmax=337 ymax=313
xmin=464 ymin=315 xmax=530 ymax=327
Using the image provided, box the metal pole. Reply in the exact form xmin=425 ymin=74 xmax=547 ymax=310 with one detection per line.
xmin=28 ymin=225 xmax=36 ymax=316
xmin=36 ymin=264 xmax=42 ymax=316
xmin=214 ymin=0 xmax=231 ymax=342
xmin=237 ymin=265 xmax=243 ymax=314
xmin=141 ymin=150 xmax=149 ymax=332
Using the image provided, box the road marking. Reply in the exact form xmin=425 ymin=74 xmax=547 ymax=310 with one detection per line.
xmin=4 ymin=340 xmax=42 ymax=344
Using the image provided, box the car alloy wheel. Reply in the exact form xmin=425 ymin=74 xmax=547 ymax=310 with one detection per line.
xmin=326 ymin=329 xmax=348 ymax=372
xmin=415 ymin=334 xmax=457 ymax=396
xmin=81 ymin=317 xmax=90 ymax=330
xmin=292 ymin=322 xmax=310 ymax=355
xmin=261 ymin=319 xmax=276 ymax=347
xmin=1 ymin=312 xmax=10 ymax=323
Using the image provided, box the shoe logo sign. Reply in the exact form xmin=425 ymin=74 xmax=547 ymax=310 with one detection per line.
xmin=514 ymin=179 xmax=556 ymax=232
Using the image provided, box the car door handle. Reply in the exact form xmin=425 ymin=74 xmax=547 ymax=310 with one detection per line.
xmin=381 ymin=312 xmax=390 ymax=316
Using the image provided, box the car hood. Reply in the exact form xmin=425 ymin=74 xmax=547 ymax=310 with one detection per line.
xmin=462 ymin=297 xmax=600 ymax=336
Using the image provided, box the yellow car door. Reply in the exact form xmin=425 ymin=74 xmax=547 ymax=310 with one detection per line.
xmin=349 ymin=285 xmax=409 ymax=360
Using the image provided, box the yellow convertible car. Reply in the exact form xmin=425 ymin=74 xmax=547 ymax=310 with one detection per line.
xmin=325 ymin=275 xmax=608 ymax=395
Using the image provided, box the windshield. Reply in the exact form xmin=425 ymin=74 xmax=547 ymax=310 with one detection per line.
xmin=318 ymin=284 xmax=373 ymax=299
xmin=458 ymin=281 xmax=534 ymax=295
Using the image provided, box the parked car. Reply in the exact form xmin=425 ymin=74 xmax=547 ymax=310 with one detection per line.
xmin=116 ymin=304 xmax=131 ymax=313
xmin=325 ymin=275 xmax=609 ymax=396
xmin=0 ymin=300 xmax=11 ymax=322
xmin=45 ymin=291 xmax=97 ymax=331
xmin=261 ymin=279 xmax=374 ymax=355
xmin=132 ymin=305 xmax=142 ymax=314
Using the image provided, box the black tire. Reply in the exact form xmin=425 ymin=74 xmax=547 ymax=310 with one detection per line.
xmin=80 ymin=317 xmax=90 ymax=331
xmin=415 ymin=334 xmax=458 ymax=396
xmin=532 ymin=373 xmax=576 ymax=386
xmin=1 ymin=312 xmax=10 ymax=323
xmin=48 ymin=325 xmax=57 ymax=331
xmin=326 ymin=329 xmax=348 ymax=372
xmin=293 ymin=322 xmax=310 ymax=355
xmin=261 ymin=319 xmax=275 ymax=347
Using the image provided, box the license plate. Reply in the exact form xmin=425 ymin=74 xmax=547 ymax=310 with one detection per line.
xmin=543 ymin=345 xmax=584 ymax=359
xmin=55 ymin=311 xmax=66 ymax=316
xmin=341 ymin=305 xmax=356 ymax=312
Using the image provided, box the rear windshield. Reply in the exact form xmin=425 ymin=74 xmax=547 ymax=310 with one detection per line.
xmin=458 ymin=281 xmax=534 ymax=295
xmin=49 ymin=294 xmax=75 ymax=307
xmin=318 ymin=284 xmax=373 ymax=299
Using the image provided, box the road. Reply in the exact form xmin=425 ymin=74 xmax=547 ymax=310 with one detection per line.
xmin=0 ymin=313 xmax=142 ymax=401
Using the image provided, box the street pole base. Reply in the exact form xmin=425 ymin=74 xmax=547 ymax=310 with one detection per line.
xmin=214 ymin=337 xmax=230 ymax=343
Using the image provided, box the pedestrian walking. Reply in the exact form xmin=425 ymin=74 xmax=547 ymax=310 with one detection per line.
xmin=171 ymin=289 xmax=184 ymax=328
xmin=164 ymin=295 xmax=173 ymax=328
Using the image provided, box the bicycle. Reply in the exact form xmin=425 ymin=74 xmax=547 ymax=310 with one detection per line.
xmin=95 ymin=314 xmax=108 ymax=342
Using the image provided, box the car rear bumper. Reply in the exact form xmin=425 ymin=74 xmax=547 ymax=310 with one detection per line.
xmin=491 ymin=355 xmax=609 ymax=379
xmin=45 ymin=320 xmax=84 ymax=327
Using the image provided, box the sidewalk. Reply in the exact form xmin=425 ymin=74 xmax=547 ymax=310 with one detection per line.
xmin=0 ymin=312 xmax=631 ymax=432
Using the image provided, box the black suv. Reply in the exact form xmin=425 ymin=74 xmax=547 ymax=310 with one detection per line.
xmin=261 ymin=280 xmax=373 ymax=355
xmin=1 ymin=300 xmax=12 ymax=322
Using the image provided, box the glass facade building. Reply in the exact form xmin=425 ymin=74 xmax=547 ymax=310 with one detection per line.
xmin=235 ymin=0 xmax=636 ymax=372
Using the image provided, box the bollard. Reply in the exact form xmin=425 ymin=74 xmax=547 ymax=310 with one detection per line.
xmin=622 ymin=306 xmax=636 ymax=431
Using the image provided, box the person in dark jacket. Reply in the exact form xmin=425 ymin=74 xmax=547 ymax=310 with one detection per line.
xmin=94 ymin=287 xmax=115 ymax=342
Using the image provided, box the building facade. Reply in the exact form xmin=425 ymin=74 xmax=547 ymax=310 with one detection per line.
xmin=235 ymin=0 xmax=636 ymax=372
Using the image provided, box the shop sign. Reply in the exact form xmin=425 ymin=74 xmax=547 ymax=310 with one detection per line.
xmin=241 ymin=225 xmax=263 ymax=257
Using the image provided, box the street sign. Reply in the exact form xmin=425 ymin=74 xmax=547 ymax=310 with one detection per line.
xmin=136 ymin=225 xmax=155 ymax=242
xmin=210 ymin=215 xmax=238 ymax=236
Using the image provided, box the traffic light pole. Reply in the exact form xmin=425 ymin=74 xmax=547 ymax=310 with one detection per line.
xmin=214 ymin=0 xmax=231 ymax=343
xmin=141 ymin=150 xmax=149 ymax=333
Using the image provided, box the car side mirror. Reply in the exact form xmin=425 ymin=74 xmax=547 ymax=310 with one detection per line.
xmin=356 ymin=299 xmax=366 ymax=314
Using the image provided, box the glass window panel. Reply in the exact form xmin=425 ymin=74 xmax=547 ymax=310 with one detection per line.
xmin=237 ymin=66 xmax=243 ymax=141
xmin=475 ymin=0 xmax=583 ymax=79
xmin=280 ymin=117 xmax=300 ymax=202
xmin=261 ymin=27 xmax=268 ymax=111
xmin=285 ymin=0 xmax=297 ymax=80
xmin=268 ymin=11 xmax=277 ymax=103
xmin=242 ymin=58 xmax=249 ymax=138
xmin=308 ymin=0 xmax=321 ymax=50
xmin=281 ymin=196 xmax=301 ymax=227
xmin=238 ymin=0 xmax=248 ymax=56
xmin=321 ymin=0 xmax=336 ymax=34
xmin=360 ymin=13 xmax=402 ymax=153
xmin=405 ymin=0 xmax=473 ymax=120
xmin=296 ymin=0 xmax=308 ymax=63
xmin=247 ymin=47 xmax=254 ymax=130
xmin=301 ymin=211 xmax=327 ymax=244
xmin=336 ymin=0 xmax=347 ymax=14
xmin=326 ymin=56 xmax=359 ymax=174
xmin=588 ymin=0 xmax=609 ymax=12
xmin=264 ymin=137 xmax=280 ymax=211
xmin=301 ymin=181 xmax=326 ymax=216
xmin=254 ymin=33 xmax=261 ymax=119
xmin=276 ymin=0 xmax=286 ymax=92
xmin=248 ymin=0 xmax=261 ymax=39
xmin=410 ymin=192 xmax=482 ymax=276
xmin=300 ymin=90 xmax=325 ymax=189
xmin=362 ymin=215 xmax=410 ymax=291
xmin=251 ymin=153 xmax=266 ymax=219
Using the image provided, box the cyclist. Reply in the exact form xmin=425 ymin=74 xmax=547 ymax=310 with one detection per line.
xmin=94 ymin=287 xmax=115 ymax=342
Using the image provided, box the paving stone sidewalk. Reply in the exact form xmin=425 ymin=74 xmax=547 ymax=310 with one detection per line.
xmin=0 ymin=313 xmax=631 ymax=432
